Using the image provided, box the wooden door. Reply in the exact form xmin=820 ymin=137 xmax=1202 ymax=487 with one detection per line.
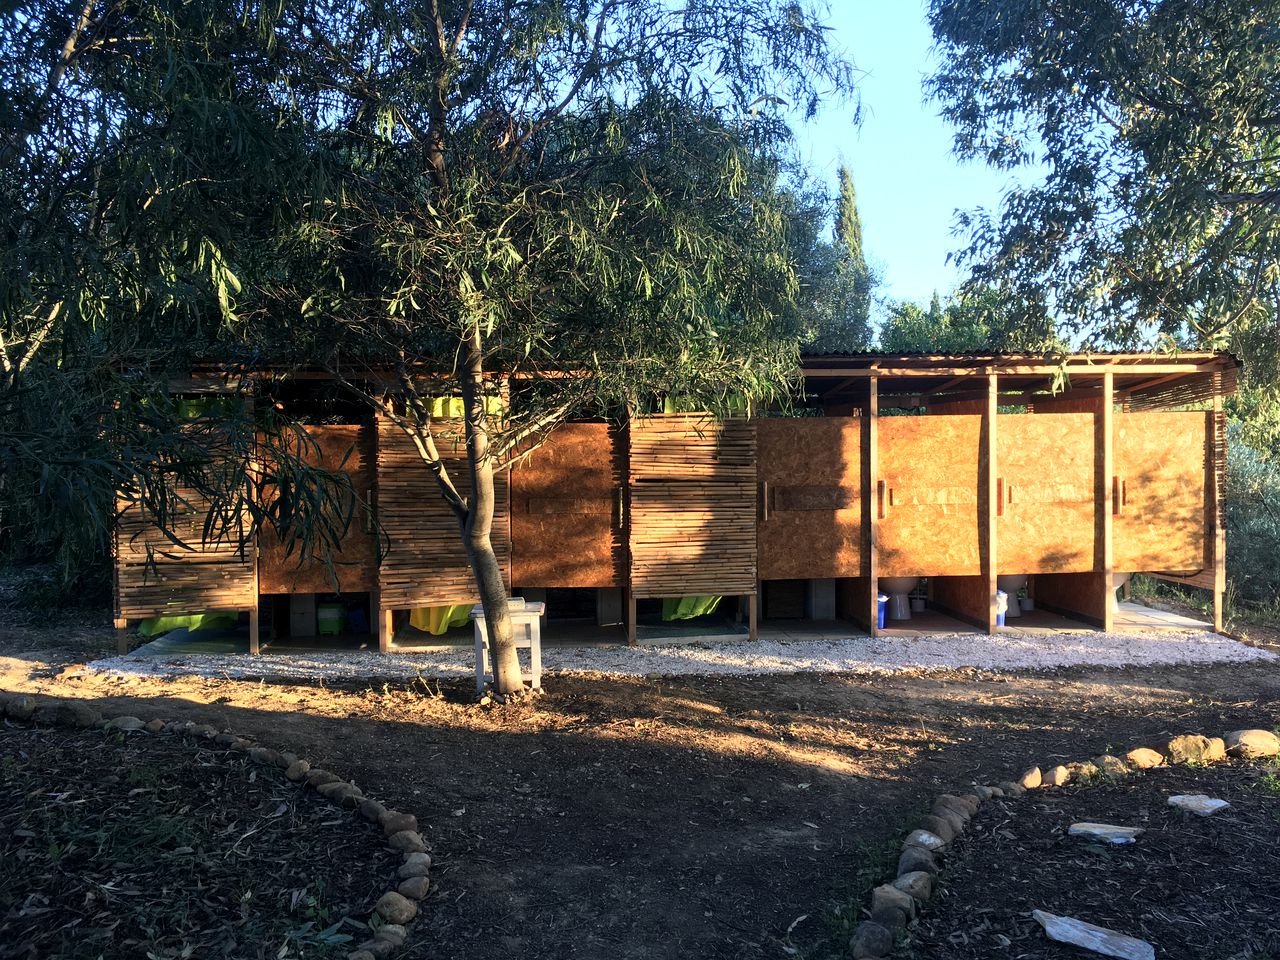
xmin=996 ymin=413 xmax=1096 ymax=574
xmin=757 ymin=417 xmax=863 ymax=580
xmin=1114 ymin=411 xmax=1209 ymax=574
xmin=510 ymin=423 xmax=623 ymax=588
xmin=877 ymin=415 xmax=982 ymax=577
xmin=258 ymin=424 xmax=378 ymax=594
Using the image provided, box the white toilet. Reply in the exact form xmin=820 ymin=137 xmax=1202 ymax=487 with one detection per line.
xmin=1111 ymin=572 xmax=1131 ymax=612
xmin=996 ymin=574 xmax=1029 ymax=617
xmin=879 ymin=577 xmax=920 ymax=621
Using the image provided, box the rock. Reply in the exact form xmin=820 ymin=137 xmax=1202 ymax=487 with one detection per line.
xmin=1224 ymin=729 xmax=1280 ymax=759
xmin=143 ymin=719 xmax=166 ymax=733
xmin=357 ymin=940 xmax=395 ymax=959
xmin=1168 ymin=794 xmax=1231 ymax=817
xmin=285 ymin=760 xmax=311 ymax=783
xmin=34 ymin=700 xmax=101 ymax=728
xmin=871 ymin=883 xmax=916 ymax=919
xmin=1093 ymin=755 xmax=1130 ymax=777
xmin=1124 ymin=748 xmax=1164 ymax=770
xmin=5 ymin=696 xmax=35 ymax=720
xmin=1164 ymin=734 xmax=1225 ymax=765
xmin=397 ymin=852 xmax=432 ymax=879
xmin=870 ymin=904 xmax=908 ymax=933
xmin=387 ymin=830 xmax=428 ymax=854
xmin=360 ymin=798 xmax=389 ymax=823
xmin=897 ymin=846 xmax=938 ymax=876
xmin=1067 ymin=761 xmax=1100 ymax=781
xmin=970 ymin=785 xmax=996 ymax=800
xmin=248 ymin=746 xmax=283 ymax=767
xmin=346 ymin=951 xmax=376 ymax=960
xmin=163 ymin=721 xmax=188 ymax=734
xmin=998 ymin=781 xmax=1026 ymax=797
xmin=306 ymin=769 xmax=341 ymax=789
xmin=892 ymin=871 xmax=934 ymax=902
xmin=317 ymin=781 xmax=364 ymax=807
xmin=1068 ymin=823 xmax=1144 ymax=845
xmin=849 ymin=920 xmax=893 ymax=959
xmin=397 ymin=875 xmax=430 ymax=900
xmin=1044 ymin=765 xmax=1071 ymax=786
xmin=188 ymin=723 xmax=218 ymax=739
xmin=374 ymin=924 xmax=408 ymax=946
xmin=1032 ymin=909 xmax=1154 ymax=960
xmin=379 ymin=810 xmax=418 ymax=836
xmin=214 ymin=732 xmax=238 ymax=747
xmin=936 ymin=793 xmax=978 ymax=818
xmin=903 ymin=829 xmax=947 ymax=852
xmin=104 ymin=716 xmax=145 ymax=732
xmin=374 ymin=891 xmax=418 ymax=925
xmin=918 ymin=814 xmax=957 ymax=843
xmin=230 ymin=738 xmax=253 ymax=752
xmin=1019 ymin=767 xmax=1043 ymax=789
xmin=987 ymin=785 xmax=1005 ymax=798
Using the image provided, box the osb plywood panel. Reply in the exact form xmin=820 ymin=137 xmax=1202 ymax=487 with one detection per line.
xmin=1113 ymin=411 xmax=1209 ymax=574
xmin=757 ymin=418 xmax=864 ymax=580
xmin=932 ymin=574 xmax=991 ymax=627
xmin=877 ymin=415 xmax=982 ymax=577
xmin=997 ymin=413 xmax=1096 ymax=574
xmin=510 ymin=422 xmax=623 ymax=587
xmin=1035 ymin=572 xmax=1108 ymax=626
xmin=258 ymin=425 xmax=377 ymax=595
xmin=629 ymin=417 xmax=756 ymax=598
xmin=115 ymin=489 xmax=255 ymax=619
xmin=376 ymin=418 xmax=510 ymax=609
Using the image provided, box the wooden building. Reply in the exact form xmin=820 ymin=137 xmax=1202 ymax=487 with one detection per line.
xmin=113 ymin=352 xmax=1236 ymax=653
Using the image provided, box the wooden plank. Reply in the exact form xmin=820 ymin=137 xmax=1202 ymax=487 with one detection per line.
xmin=1100 ymin=370 xmax=1115 ymax=632
xmin=1212 ymin=388 xmax=1226 ymax=633
xmin=984 ymin=373 xmax=999 ymax=633
xmin=257 ymin=425 xmax=378 ymax=594
xmin=756 ymin=418 xmax=863 ymax=580
xmin=510 ymin=423 xmax=624 ymax=587
xmin=867 ymin=378 xmax=880 ymax=633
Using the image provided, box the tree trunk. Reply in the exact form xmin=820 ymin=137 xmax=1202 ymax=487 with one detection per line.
xmin=459 ymin=325 xmax=524 ymax=695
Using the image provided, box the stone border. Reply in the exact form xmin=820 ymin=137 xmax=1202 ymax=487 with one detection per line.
xmin=847 ymin=725 xmax=1280 ymax=959
xmin=0 ymin=694 xmax=426 ymax=960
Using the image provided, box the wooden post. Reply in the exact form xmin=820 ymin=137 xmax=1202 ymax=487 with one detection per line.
xmin=114 ymin=618 xmax=130 ymax=655
xmin=379 ymin=607 xmax=393 ymax=653
xmin=1212 ymin=388 xmax=1226 ymax=633
xmin=1100 ymin=370 xmax=1115 ymax=633
xmin=748 ymin=593 xmax=758 ymax=641
xmin=984 ymin=372 xmax=999 ymax=633
xmin=626 ymin=589 xmax=637 ymax=646
xmin=248 ymin=604 xmax=260 ymax=656
xmin=866 ymin=376 xmax=880 ymax=635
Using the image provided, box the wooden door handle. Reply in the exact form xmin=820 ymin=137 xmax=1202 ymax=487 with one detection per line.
xmin=1112 ymin=475 xmax=1125 ymax=515
xmin=876 ymin=480 xmax=887 ymax=519
xmin=996 ymin=477 xmax=1005 ymax=516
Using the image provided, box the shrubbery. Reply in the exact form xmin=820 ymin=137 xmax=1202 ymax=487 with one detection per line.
xmin=1227 ymin=424 xmax=1280 ymax=610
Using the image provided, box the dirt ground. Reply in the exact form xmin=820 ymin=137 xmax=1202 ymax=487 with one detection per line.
xmin=2 ymin=617 xmax=1278 ymax=960
xmin=903 ymin=760 xmax=1280 ymax=960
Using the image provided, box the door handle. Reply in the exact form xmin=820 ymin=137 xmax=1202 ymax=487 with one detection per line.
xmin=760 ymin=481 xmax=769 ymax=522
xmin=996 ymin=477 xmax=1005 ymax=516
xmin=1112 ymin=476 xmax=1125 ymax=515
xmin=876 ymin=480 xmax=888 ymax=519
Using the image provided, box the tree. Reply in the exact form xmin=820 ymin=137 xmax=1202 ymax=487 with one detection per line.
xmin=878 ymin=286 xmax=1061 ymax=353
xmin=800 ymin=165 xmax=875 ymax=352
xmin=927 ymin=0 xmax=1280 ymax=382
xmin=4 ymin=2 xmax=853 ymax=694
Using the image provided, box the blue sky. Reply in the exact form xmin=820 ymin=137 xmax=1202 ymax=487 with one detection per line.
xmin=792 ymin=2 xmax=1017 ymax=308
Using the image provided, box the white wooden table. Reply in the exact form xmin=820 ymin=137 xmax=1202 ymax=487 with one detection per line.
xmin=472 ymin=598 xmax=545 ymax=694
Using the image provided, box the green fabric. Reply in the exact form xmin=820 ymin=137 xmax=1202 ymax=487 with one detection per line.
xmin=316 ymin=603 xmax=346 ymax=636
xmin=138 ymin=612 xmax=238 ymax=637
xmin=426 ymin=396 xmax=504 ymax=418
xmin=662 ymin=595 xmax=723 ymax=621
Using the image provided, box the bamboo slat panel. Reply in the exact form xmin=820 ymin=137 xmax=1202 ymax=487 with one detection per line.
xmin=258 ymin=425 xmax=377 ymax=594
xmin=376 ymin=418 xmax=509 ymax=610
xmin=997 ymin=413 xmax=1096 ymax=574
xmin=510 ymin=423 xmax=624 ymax=587
xmin=877 ymin=415 xmax=983 ymax=577
xmin=1113 ymin=411 xmax=1209 ymax=574
xmin=628 ymin=416 xmax=757 ymax=598
xmin=115 ymin=488 xmax=255 ymax=619
xmin=757 ymin=418 xmax=863 ymax=580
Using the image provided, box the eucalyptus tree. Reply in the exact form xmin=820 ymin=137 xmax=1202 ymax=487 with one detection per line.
xmin=927 ymin=0 xmax=1280 ymax=382
xmin=4 ymin=2 xmax=853 ymax=692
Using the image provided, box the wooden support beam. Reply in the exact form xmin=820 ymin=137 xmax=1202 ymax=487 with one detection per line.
xmin=114 ymin=618 xmax=130 ymax=655
xmin=1100 ymin=371 xmax=1115 ymax=633
xmin=748 ymin=593 xmax=758 ymax=641
xmin=248 ymin=604 xmax=260 ymax=656
xmin=1212 ymin=389 xmax=1227 ymax=633
xmin=379 ymin=608 xmax=393 ymax=653
xmin=984 ymin=373 xmax=999 ymax=633
xmin=804 ymin=363 xmax=1215 ymax=378
xmin=626 ymin=590 xmax=638 ymax=646
xmin=866 ymin=377 xmax=881 ymax=635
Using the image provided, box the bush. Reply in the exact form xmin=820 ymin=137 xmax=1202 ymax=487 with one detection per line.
xmin=1226 ymin=424 xmax=1280 ymax=608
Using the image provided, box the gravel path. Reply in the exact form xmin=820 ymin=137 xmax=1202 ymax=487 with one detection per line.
xmin=87 ymin=628 xmax=1275 ymax=683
